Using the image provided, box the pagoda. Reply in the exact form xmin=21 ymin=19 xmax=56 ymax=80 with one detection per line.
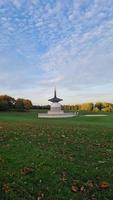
xmin=48 ymin=89 xmax=64 ymax=115
xmin=38 ymin=88 xmax=76 ymax=118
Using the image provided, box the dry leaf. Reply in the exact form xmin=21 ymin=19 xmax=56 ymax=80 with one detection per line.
xmin=80 ymin=185 xmax=85 ymax=192
xmin=47 ymin=197 xmax=52 ymax=200
xmin=99 ymin=181 xmax=110 ymax=189
xmin=35 ymin=192 xmax=42 ymax=200
xmin=2 ymin=183 xmax=11 ymax=193
xmin=20 ymin=167 xmax=33 ymax=176
xmin=87 ymin=180 xmax=94 ymax=188
xmin=71 ymin=185 xmax=79 ymax=193
xmin=90 ymin=196 xmax=97 ymax=200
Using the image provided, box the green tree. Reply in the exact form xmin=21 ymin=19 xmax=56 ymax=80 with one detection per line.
xmin=0 ymin=100 xmax=9 ymax=111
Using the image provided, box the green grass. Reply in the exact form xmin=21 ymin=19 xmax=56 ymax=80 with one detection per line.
xmin=0 ymin=111 xmax=113 ymax=200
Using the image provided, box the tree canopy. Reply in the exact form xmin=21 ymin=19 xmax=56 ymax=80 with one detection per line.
xmin=0 ymin=95 xmax=32 ymax=111
xmin=64 ymin=102 xmax=113 ymax=112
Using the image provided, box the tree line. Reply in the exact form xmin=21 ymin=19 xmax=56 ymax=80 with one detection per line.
xmin=0 ymin=95 xmax=32 ymax=111
xmin=0 ymin=94 xmax=113 ymax=113
xmin=63 ymin=102 xmax=113 ymax=112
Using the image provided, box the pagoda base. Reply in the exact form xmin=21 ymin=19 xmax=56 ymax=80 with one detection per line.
xmin=38 ymin=112 xmax=76 ymax=118
xmin=48 ymin=110 xmax=64 ymax=115
xmin=38 ymin=101 xmax=76 ymax=118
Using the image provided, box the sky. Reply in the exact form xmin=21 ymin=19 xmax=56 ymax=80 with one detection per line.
xmin=0 ymin=0 xmax=113 ymax=105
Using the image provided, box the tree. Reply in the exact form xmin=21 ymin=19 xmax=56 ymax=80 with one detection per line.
xmin=74 ymin=105 xmax=79 ymax=111
xmin=93 ymin=107 xmax=100 ymax=112
xmin=15 ymin=98 xmax=32 ymax=112
xmin=95 ymin=102 xmax=103 ymax=111
xmin=15 ymin=99 xmax=25 ymax=111
xmin=102 ymin=103 xmax=113 ymax=111
xmin=79 ymin=103 xmax=94 ymax=111
xmin=0 ymin=100 xmax=9 ymax=111
xmin=0 ymin=95 xmax=16 ymax=111
xmin=102 ymin=107 xmax=111 ymax=112
xmin=23 ymin=99 xmax=32 ymax=111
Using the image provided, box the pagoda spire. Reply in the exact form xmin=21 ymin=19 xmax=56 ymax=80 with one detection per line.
xmin=54 ymin=87 xmax=56 ymax=98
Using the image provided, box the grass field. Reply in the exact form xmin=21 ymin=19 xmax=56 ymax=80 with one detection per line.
xmin=0 ymin=111 xmax=113 ymax=200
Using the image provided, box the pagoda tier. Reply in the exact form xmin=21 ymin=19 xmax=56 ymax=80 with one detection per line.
xmin=48 ymin=89 xmax=63 ymax=103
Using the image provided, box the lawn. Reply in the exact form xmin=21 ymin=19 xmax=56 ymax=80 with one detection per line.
xmin=0 ymin=111 xmax=113 ymax=200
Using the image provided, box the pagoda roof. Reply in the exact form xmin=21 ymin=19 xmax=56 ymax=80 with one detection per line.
xmin=48 ymin=89 xmax=63 ymax=103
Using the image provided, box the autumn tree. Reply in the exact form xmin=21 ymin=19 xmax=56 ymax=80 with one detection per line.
xmin=0 ymin=95 xmax=16 ymax=111
xmin=23 ymin=99 xmax=32 ymax=111
xmin=102 ymin=102 xmax=113 ymax=112
xmin=15 ymin=98 xmax=32 ymax=111
xmin=102 ymin=107 xmax=111 ymax=112
xmin=79 ymin=103 xmax=94 ymax=111
xmin=74 ymin=105 xmax=79 ymax=111
xmin=15 ymin=99 xmax=25 ymax=111
xmin=95 ymin=102 xmax=103 ymax=111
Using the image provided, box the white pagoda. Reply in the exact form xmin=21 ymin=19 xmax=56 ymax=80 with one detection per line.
xmin=38 ymin=89 xmax=76 ymax=118
xmin=48 ymin=88 xmax=64 ymax=115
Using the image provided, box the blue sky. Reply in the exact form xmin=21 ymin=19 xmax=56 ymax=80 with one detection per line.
xmin=0 ymin=0 xmax=113 ymax=104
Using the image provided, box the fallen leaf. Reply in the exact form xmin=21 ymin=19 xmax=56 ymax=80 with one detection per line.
xmin=87 ymin=180 xmax=94 ymax=188
xmin=99 ymin=181 xmax=110 ymax=189
xmin=47 ymin=197 xmax=52 ymax=200
xmin=80 ymin=185 xmax=85 ymax=192
xmin=35 ymin=192 xmax=42 ymax=200
xmin=20 ymin=167 xmax=33 ymax=176
xmin=71 ymin=185 xmax=79 ymax=193
xmin=90 ymin=196 xmax=97 ymax=200
xmin=2 ymin=183 xmax=11 ymax=193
